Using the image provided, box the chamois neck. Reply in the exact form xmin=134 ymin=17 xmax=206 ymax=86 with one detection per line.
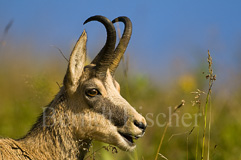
xmin=18 ymin=90 xmax=92 ymax=160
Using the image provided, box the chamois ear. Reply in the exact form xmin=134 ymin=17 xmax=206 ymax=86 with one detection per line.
xmin=64 ymin=30 xmax=87 ymax=95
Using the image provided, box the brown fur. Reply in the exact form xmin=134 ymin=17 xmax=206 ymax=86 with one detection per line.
xmin=0 ymin=90 xmax=91 ymax=160
xmin=0 ymin=19 xmax=146 ymax=160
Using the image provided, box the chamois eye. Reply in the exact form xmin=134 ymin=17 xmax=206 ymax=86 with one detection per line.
xmin=85 ymin=89 xmax=100 ymax=97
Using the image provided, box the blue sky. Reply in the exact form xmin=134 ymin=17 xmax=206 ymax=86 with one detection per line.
xmin=1 ymin=0 xmax=241 ymax=82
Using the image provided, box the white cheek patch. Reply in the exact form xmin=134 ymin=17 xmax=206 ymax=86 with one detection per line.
xmin=74 ymin=110 xmax=120 ymax=142
xmin=73 ymin=110 xmax=135 ymax=151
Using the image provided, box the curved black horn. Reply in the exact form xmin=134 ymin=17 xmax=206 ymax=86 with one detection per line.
xmin=109 ymin=16 xmax=132 ymax=75
xmin=84 ymin=15 xmax=116 ymax=75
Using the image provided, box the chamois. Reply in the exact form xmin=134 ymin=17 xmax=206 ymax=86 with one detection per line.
xmin=0 ymin=15 xmax=147 ymax=160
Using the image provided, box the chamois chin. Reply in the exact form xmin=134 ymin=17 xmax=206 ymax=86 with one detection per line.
xmin=0 ymin=15 xmax=147 ymax=160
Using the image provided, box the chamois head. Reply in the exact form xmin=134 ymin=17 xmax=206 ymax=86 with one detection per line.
xmin=63 ymin=15 xmax=146 ymax=151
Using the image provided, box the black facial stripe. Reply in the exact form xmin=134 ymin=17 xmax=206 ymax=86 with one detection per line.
xmin=91 ymin=98 xmax=128 ymax=127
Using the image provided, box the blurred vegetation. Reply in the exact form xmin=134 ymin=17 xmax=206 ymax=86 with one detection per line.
xmin=1 ymin=40 xmax=241 ymax=159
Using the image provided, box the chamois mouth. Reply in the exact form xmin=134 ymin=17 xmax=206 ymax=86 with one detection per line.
xmin=118 ymin=131 xmax=140 ymax=146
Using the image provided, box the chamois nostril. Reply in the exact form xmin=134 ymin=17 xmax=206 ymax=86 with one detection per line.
xmin=134 ymin=120 xmax=146 ymax=131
